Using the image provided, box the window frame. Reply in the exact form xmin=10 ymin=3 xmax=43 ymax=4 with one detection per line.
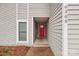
xmin=16 ymin=20 xmax=28 ymax=43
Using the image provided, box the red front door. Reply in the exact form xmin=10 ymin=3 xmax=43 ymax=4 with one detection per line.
xmin=38 ymin=25 xmax=45 ymax=38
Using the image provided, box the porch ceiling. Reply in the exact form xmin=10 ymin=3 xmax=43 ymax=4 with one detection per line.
xmin=34 ymin=17 xmax=49 ymax=23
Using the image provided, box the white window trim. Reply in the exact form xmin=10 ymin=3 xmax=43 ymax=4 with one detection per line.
xmin=16 ymin=20 xmax=28 ymax=43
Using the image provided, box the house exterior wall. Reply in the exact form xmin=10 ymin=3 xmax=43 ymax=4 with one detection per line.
xmin=0 ymin=3 xmax=50 ymax=46
xmin=48 ymin=3 xmax=62 ymax=56
xmin=67 ymin=4 xmax=79 ymax=56
xmin=0 ymin=3 xmax=16 ymax=45
xmin=0 ymin=3 xmax=79 ymax=56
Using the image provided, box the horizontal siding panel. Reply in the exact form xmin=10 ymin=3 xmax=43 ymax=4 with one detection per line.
xmin=68 ymin=30 xmax=79 ymax=34
xmin=69 ymin=49 xmax=79 ymax=53
xmin=68 ymin=15 xmax=79 ymax=19
xmin=68 ymin=53 xmax=79 ymax=56
xmin=29 ymin=3 xmax=49 ymax=7
xmin=68 ymin=10 xmax=79 ymax=14
xmin=53 ymin=34 xmax=62 ymax=39
xmin=52 ymin=36 xmax=62 ymax=42
xmin=68 ymin=35 xmax=79 ymax=38
xmin=29 ymin=11 xmax=49 ymax=14
xmin=68 ymin=6 xmax=79 ymax=9
xmin=68 ymin=4 xmax=79 ymax=6
xmin=52 ymin=18 xmax=62 ymax=25
xmin=53 ymin=15 xmax=62 ymax=20
xmin=52 ymin=18 xmax=62 ymax=24
xmin=68 ymin=25 xmax=79 ymax=29
xmin=52 ymin=31 xmax=62 ymax=35
xmin=69 ymin=39 xmax=79 ymax=43
xmin=68 ymin=20 xmax=79 ymax=24
xmin=68 ymin=50 xmax=79 ymax=55
xmin=52 ymin=30 xmax=62 ymax=33
xmin=54 ymin=7 xmax=62 ymax=17
xmin=69 ymin=44 xmax=79 ymax=48
xmin=54 ymin=4 xmax=62 ymax=16
xmin=53 ymin=25 xmax=62 ymax=28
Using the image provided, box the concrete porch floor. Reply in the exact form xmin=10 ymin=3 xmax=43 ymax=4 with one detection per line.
xmin=33 ymin=39 xmax=49 ymax=47
xmin=26 ymin=47 xmax=54 ymax=56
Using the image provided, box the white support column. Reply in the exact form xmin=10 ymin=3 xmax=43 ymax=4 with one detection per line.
xmin=16 ymin=3 xmax=18 ymax=45
xmin=62 ymin=3 xmax=68 ymax=56
xmin=27 ymin=3 xmax=29 ymax=45
xmin=32 ymin=17 xmax=34 ymax=45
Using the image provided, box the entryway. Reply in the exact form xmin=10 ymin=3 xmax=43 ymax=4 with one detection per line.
xmin=33 ymin=17 xmax=49 ymax=47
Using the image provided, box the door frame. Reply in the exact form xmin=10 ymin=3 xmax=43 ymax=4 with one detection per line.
xmin=32 ymin=16 xmax=49 ymax=46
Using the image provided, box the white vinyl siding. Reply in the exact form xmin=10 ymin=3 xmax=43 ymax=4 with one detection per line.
xmin=18 ymin=3 xmax=27 ymax=20
xmin=0 ymin=3 xmax=16 ymax=45
xmin=29 ymin=3 xmax=49 ymax=17
xmin=67 ymin=4 xmax=79 ymax=56
xmin=48 ymin=3 xmax=62 ymax=56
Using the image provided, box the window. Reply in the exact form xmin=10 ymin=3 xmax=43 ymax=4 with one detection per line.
xmin=17 ymin=20 xmax=27 ymax=43
xmin=19 ymin=22 xmax=26 ymax=41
